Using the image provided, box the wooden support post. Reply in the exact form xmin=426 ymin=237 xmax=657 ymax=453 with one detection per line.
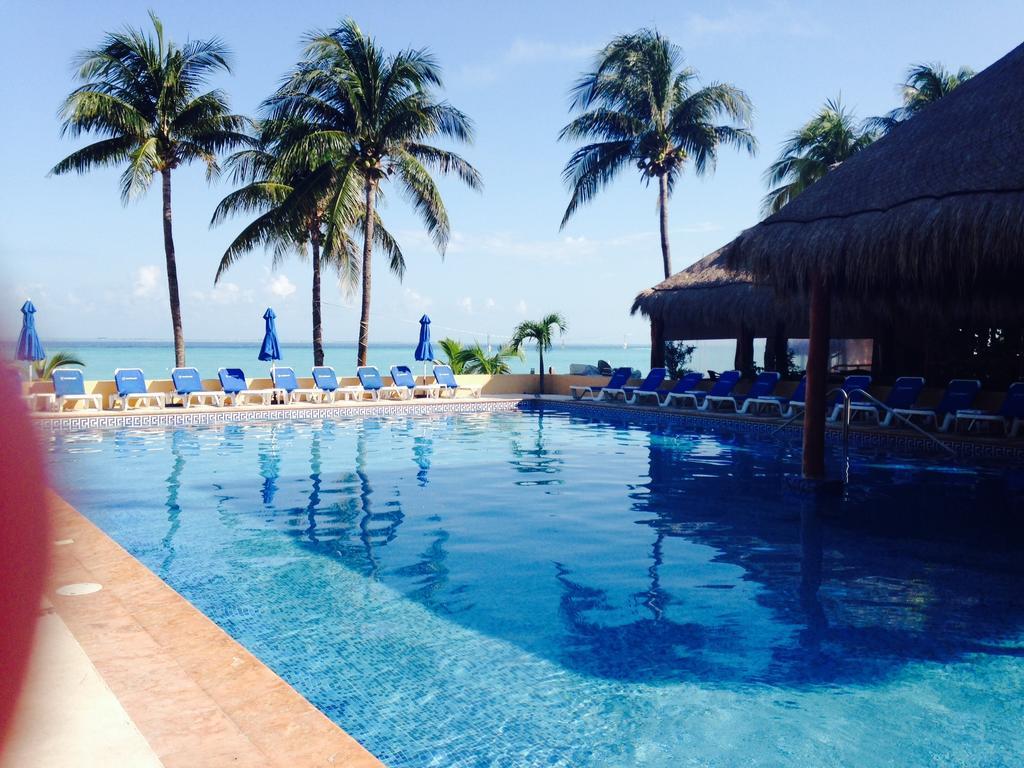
xmin=650 ymin=318 xmax=666 ymax=370
xmin=765 ymin=322 xmax=789 ymax=374
xmin=802 ymin=274 xmax=831 ymax=480
xmin=734 ymin=326 xmax=754 ymax=377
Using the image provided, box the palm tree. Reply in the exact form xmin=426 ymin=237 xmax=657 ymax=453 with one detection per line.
xmin=32 ymin=352 xmax=85 ymax=380
xmin=510 ymin=313 xmax=568 ymax=395
xmin=268 ymin=19 xmax=482 ymax=366
xmin=458 ymin=343 xmax=523 ymax=375
xmin=211 ymin=116 xmax=402 ymax=366
xmin=867 ymin=63 xmax=974 ymax=134
xmin=437 ymin=338 xmax=466 ymax=374
xmin=762 ymin=97 xmax=876 ymax=215
xmin=51 ymin=12 xmax=250 ymax=367
xmin=560 ymin=29 xmax=755 ymax=279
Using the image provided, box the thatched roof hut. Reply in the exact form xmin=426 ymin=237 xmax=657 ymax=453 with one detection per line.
xmin=722 ymin=42 xmax=1024 ymax=310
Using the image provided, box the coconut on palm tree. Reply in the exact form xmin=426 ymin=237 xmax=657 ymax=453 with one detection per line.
xmin=268 ymin=19 xmax=482 ymax=366
xmin=211 ymin=116 xmax=403 ymax=366
xmin=510 ymin=313 xmax=568 ymax=396
xmin=762 ymin=97 xmax=876 ymax=215
xmin=560 ymin=29 xmax=756 ymax=279
xmin=868 ymin=62 xmax=974 ymax=134
xmin=51 ymin=12 xmax=250 ymax=367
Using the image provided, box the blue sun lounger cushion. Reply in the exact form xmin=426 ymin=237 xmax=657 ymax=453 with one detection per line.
xmin=111 ymin=368 xmax=166 ymax=411
xmin=827 ymin=375 xmax=873 ymax=421
xmin=433 ymin=365 xmax=482 ymax=398
xmin=893 ymin=378 xmax=981 ymax=432
xmin=357 ymin=366 xmax=405 ymax=401
xmin=740 ymin=376 xmax=806 ymax=417
xmin=390 ymin=365 xmax=440 ymax=399
xmin=52 ymin=368 xmax=102 ymax=412
xmin=271 ymin=366 xmax=323 ymax=404
xmin=571 ymin=367 xmax=632 ymax=400
xmin=171 ymin=367 xmax=223 ymax=408
xmin=849 ymin=376 xmax=924 ymax=426
xmin=707 ymin=371 xmax=781 ymax=413
xmin=623 ymin=368 xmax=668 ymax=405
xmin=218 ymin=367 xmax=273 ymax=406
xmin=956 ymin=381 xmax=1024 ymax=437
xmin=658 ymin=372 xmax=705 ymax=407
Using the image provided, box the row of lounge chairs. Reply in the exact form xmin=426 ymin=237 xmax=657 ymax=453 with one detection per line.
xmin=40 ymin=364 xmax=481 ymax=412
xmin=572 ymin=367 xmax=1024 ymax=437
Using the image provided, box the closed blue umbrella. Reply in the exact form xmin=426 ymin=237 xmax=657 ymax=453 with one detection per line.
xmin=17 ymin=300 xmax=45 ymax=380
xmin=258 ymin=307 xmax=281 ymax=366
xmin=414 ymin=314 xmax=434 ymax=377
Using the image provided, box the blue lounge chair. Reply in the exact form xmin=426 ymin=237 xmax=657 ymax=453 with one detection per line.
xmin=52 ymin=369 xmax=102 ymax=412
xmin=827 ymin=375 xmax=873 ymax=422
xmin=311 ymin=366 xmax=361 ymax=403
xmin=357 ymin=366 xmax=405 ymax=401
xmin=218 ymin=368 xmax=273 ymax=406
xmin=111 ymin=368 xmax=166 ymax=411
xmin=171 ymin=367 xmax=223 ymax=408
xmin=671 ymin=370 xmax=742 ymax=410
xmin=848 ymin=376 xmax=924 ymax=426
xmin=741 ymin=376 xmax=806 ymax=417
xmin=956 ymin=382 xmax=1024 ymax=437
xmin=571 ymin=367 xmax=631 ymax=401
xmin=657 ymin=372 xmax=704 ymax=407
xmin=390 ymin=365 xmax=440 ymax=399
xmin=893 ymin=378 xmax=981 ymax=432
xmin=433 ymin=365 xmax=481 ymax=398
xmin=707 ymin=371 xmax=781 ymax=413
xmin=623 ymin=368 xmax=668 ymax=405
xmin=272 ymin=366 xmax=323 ymax=404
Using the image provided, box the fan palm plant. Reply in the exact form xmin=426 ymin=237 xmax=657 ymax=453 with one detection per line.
xmin=762 ymin=97 xmax=876 ymax=215
xmin=51 ymin=12 xmax=250 ymax=367
xmin=267 ymin=19 xmax=482 ymax=366
xmin=211 ymin=116 xmax=403 ymax=366
xmin=560 ymin=29 xmax=756 ymax=279
xmin=32 ymin=352 xmax=85 ymax=380
xmin=867 ymin=63 xmax=974 ymax=134
xmin=510 ymin=313 xmax=568 ymax=395
xmin=457 ymin=343 xmax=523 ymax=375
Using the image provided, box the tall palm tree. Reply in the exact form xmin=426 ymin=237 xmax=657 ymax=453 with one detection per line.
xmin=560 ymin=29 xmax=756 ymax=279
xmin=510 ymin=313 xmax=568 ymax=395
xmin=51 ymin=12 xmax=250 ymax=367
xmin=211 ymin=117 xmax=403 ymax=366
xmin=762 ymin=97 xmax=876 ymax=215
xmin=868 ymin=62 xmax=974 ymax=134
xmin=268 ymin=19 xmax=482 ymax=366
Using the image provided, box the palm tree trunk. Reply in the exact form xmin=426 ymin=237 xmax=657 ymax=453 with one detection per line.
xmin=161 ymin=168 xmax=186 ymax=367
xmin=538 ymin=347 xmax=545 ymax=396
xmin=311 ymin=231 xmax=324 ymax=367
xmin=658 ymin=172 xmax=672 ymax=279
xmin=357 ymin=179 xmax=377 ymax=367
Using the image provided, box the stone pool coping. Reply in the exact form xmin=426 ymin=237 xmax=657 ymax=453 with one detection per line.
xmin=42 ymin=491 xmax=384 ymax=768
xmin=31 ymin=392 xmax=1024 ymax=460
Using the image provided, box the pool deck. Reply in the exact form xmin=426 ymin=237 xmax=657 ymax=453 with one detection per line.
xmin=4 ymin=491 xmax=384 ymax=768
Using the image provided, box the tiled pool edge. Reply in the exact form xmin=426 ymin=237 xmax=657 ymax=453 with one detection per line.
xmin=45 ymin=490 xmax=385 ymax=768
xmin=33 ymin=394 xmax=1024 ymax=461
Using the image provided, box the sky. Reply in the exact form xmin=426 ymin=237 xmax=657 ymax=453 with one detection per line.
xmin=1 ymin=0 xmax=1022 ymax=346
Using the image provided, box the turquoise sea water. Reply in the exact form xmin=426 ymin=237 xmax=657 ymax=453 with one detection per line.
xmin=47 ymin=405 xmax=1024 ymax=767
xmin=14 ymin=339 xmax=748 ymax=380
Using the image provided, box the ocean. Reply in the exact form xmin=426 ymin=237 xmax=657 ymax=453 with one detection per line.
xmin=13 ymin=339 xmax=750 ymax=380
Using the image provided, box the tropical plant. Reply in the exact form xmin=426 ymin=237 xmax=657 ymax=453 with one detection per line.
xmin=559 ymin=29 xmax=756 ymax=279
xmin=32 ymin=352 xmax=85 ymax=380
xmin=664 ymin=341 xmax=696 ymax=379
xmin=762 ymin=97 xmax=876 ymax=215
xmin=867 ymin=63 xmax=974 ymax=134
xmin=267 ymin=19 xmax=482 ymax=366
xmin=51 ymin=12 xmax=250 ymax=367
xmin=211 ymin=116 xmax=402 ymax=366
xmin=437 ymin=337 xmax=466 ymax=374
xmin=509 ymin=313 xmax=568 ymax=395
xmin=458 ymin=343 xmax=523 ymax=375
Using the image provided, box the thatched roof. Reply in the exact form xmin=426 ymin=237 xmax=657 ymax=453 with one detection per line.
xmin=723 ymin=42 xmax=1024 ymax=303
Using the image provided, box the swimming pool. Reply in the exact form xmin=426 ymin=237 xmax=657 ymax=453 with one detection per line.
xmin=47 ymin=405 xmax=1024 ymax=766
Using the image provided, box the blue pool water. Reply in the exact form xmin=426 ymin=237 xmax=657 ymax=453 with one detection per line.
xmin=47 ymin=406 xmax=1024 ymax=766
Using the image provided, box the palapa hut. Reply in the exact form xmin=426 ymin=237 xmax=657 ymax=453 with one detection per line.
xmin=721 ymin=41 xmax=1024 ymax=478
xmin=632 ymin=244 xmax=879 ymax=375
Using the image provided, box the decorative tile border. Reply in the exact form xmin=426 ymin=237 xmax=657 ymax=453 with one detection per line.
xmin=35 ymin=397 xmax=523 ymax=432
xmin=521 ymin=399 xmax=1024 ymax=462
xmin=35 ymin=394 xmax=1024 ymax=461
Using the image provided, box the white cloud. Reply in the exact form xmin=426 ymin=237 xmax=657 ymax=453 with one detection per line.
xmin=686 ymin=5 xmax=827 ymax=41
xmin=458 ymin=296 xmax=473 ymax=314
xmin=485 ymin=297 xmax=496 ymax=310
xmin=516 ymin=299 xmax=528 ymax=315
xmin=506 ymin=39 xmax=593 ymax=63
xmin=190 ymin=282 xmax=253 ymax=305
xmin=132 ymin=265 xmax=160 ymax=298
xmin=268 ymin=274 xmax=297 ymax=299
xmin=402 ymin=287 xmax=432 ymax=312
